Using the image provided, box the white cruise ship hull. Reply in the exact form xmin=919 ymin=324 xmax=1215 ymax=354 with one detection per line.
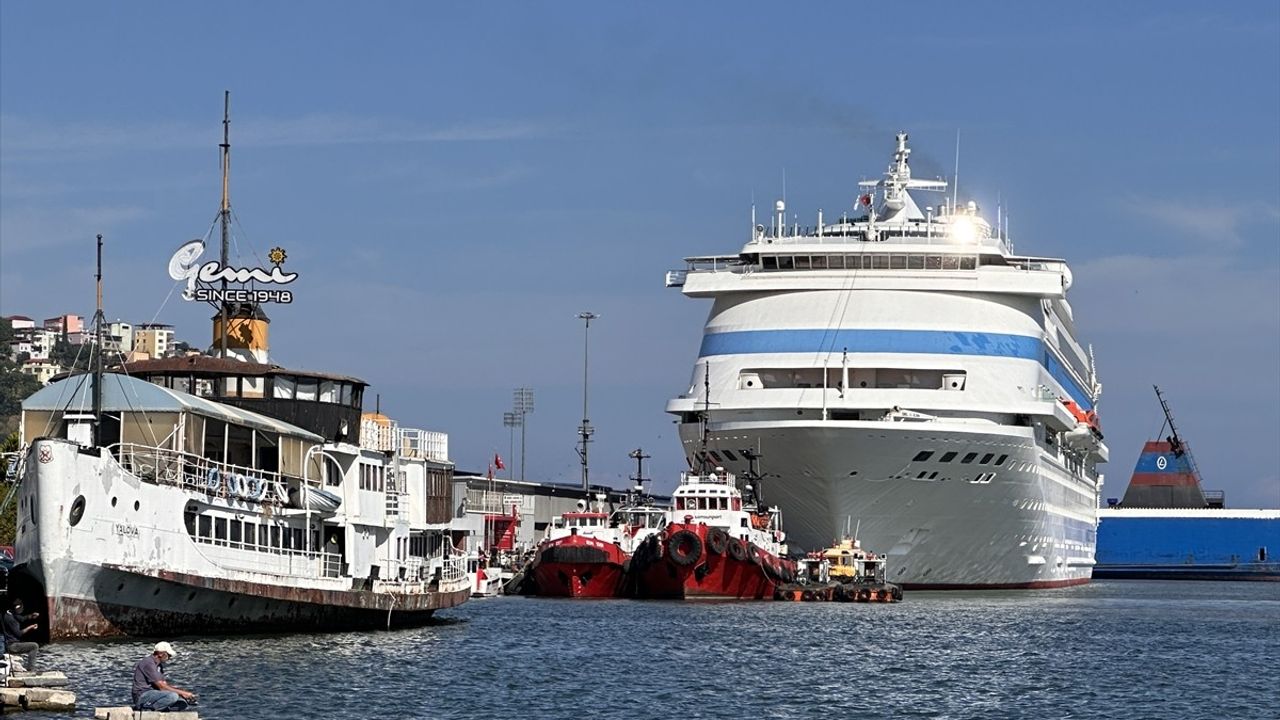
xmin=678 ymin=420 xmax=1099 ymax=588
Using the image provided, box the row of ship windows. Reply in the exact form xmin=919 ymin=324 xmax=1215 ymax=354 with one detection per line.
xmin=759 ymin=253 xmax=981 ymax=272
xmin=913 ymin=450 xmax=1008 ymax=466
xmin=675 ymin=496 xmax=743 ymax=511
xmin=185 ymin=511 xmax=311 ymax=552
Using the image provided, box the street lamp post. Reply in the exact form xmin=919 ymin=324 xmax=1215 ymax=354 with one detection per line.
xmin=576 ymin=312 xmax=598 ymax=493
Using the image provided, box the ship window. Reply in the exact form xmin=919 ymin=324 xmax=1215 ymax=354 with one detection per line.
xmin=230 ymin=520 xmax=242 ymax=543
xmin=198 ymin=515 xmax=212 ymax=538
xmin=940 ymin=452 xmax=958 ymax=463
xmin=871 ymin=255 xmax=889 ymax=270
xmin=917 ymin=471 xmax=928 ymax=479
xmin=271 ymin=526 xmax=282 ymax=549
xmin=890 ymin=254 xmax=907 ymax=269
xmin=274 ymin=376 xmax=296 ymax=399
xmin=926 ymin=255 xmax=943 ymax=270
xmin=907 ymin=255 xmax=925 ymax=270
xmin=259 ymin=525 xmax=269 ymax=547
xmin=995 ymin=454 xmax=1008 ymax=466
xmin=245 ymin=522 xmax=256 ymax=546
xmin=912 ymin=451 xmax=933 ymax=462
xmin=214 ymin=517 xmax=227 ymax=542
xmin=320 ymin=381 xmax=338 ymax=404
xmin=960 ymin=256 xmax=977 ymax=270
xmin=709 ymin=451 xmax=723 ymax=463
xmin=184 ymin=506 xmax=196 ymax=535
xmin=296 ymin=379 xmax=318 ymax=402
xmin=929 ymin=472 xmax=938 ymax=479
xmin=721 ymin=449 xmax=738 ymax=461
xmin=733 ymin=498 xmax=742 ymax=511
xmin=811 ymin=255 xmax=828 ymax=269
xmin=793 ymin=255 xmax=811 ymax=270
xmin=294 ymin=528 xmax=304 ymax=549
xmin=282 ymin=528 xmax=292 ymax=550
xmin=826 ymin=254 xmax=845 ymax=270
xmin=340 ymin=383 xmax=353 ymax=406
xmin=776 ymin=256 xmax=794 ymax=270
xmin=961 ymin=453 xmax=977 ymax=464
xmin=980 ymin=453 xmax=994 ymax=464
xmin=762 ymin=256 xmax=778 ymax=270
xmin=942 ymin=255 xmax=961 ymax=270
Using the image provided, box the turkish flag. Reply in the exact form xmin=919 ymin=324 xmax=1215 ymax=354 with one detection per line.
xmin=494 ymin=454 xmax=505 ymax=470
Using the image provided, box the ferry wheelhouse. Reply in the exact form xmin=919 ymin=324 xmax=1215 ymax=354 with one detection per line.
xmin=664 ymin=133 xmax=1108 ymax=588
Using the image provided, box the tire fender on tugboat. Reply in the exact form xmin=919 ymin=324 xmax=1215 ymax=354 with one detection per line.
xmin=728 ymin=539 xmax=748 ymax=562
xmin=706 ymin=528 xmax=729 ymax=555
xmin=668 ymin=530 xmax=703 ymax=567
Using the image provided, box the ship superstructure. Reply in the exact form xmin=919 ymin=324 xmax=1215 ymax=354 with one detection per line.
xmin=664 ymin=132 xmax=1108 ymax=588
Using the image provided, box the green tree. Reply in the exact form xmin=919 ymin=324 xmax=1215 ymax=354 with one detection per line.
xmin=0 ymin=431 xmax=19 ymax=545
xmin=0 ymin=319 xmax=41 ymax=437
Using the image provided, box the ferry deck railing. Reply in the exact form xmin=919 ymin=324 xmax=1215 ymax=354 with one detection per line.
xmin=113 ymin=443 xmax=298 ymax=504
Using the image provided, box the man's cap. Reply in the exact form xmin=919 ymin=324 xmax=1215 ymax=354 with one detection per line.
xmin=154 ymin=641 xmax=177 ymax=657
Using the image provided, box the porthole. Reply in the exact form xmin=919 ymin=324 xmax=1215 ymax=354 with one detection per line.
xmin=187 ymin=592 xmax=197 ymax=602
xmin=133 ymin=500 xmax=140 ymax=511
xmin=116 ymin=583 xmax=125 ymax=592
xmin=111 ymin=497 xmax=118 ymax=507
xmin=68 ymin=495 xmax=86 ymax=527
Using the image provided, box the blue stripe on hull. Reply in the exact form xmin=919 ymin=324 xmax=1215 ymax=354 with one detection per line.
xmin=697 ymin=328 xmax=1094 ymax=411
xmin=1095 ymin=516 xmax=1279 ymax=579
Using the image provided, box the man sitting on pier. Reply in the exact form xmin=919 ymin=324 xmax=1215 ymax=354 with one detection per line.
xmin=133 ymin=642 xmax=197 ymax=712
xmin=2 ymin=598 xmax=40 ymax=672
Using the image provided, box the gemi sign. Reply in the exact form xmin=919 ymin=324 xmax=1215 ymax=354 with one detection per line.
xmin=168 ymin=240 xmax=298 ymax=304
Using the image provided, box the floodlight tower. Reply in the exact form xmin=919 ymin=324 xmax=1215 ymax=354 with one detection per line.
xmin=513 ymin=387 xmax=534 ymax=482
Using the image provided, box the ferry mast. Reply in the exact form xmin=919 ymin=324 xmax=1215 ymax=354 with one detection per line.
xmin=218 ymin=90 xmax=231 ymax=357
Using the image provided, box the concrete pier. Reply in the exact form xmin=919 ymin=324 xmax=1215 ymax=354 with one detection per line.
xmin=95 ymin=708 xmax=199 ymax=720
xmin=0 ymin=685 xmax=77 ymax=711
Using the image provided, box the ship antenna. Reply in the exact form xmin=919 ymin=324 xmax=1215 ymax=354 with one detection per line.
xmin=576 ymin=312 xmax=598 ymax=492
xmin=92 ymin=233 xmax=105 ymax=440
xmin=628 ymin=447 xmax=649 ymax=492
xmin=218 ymin=90 xmax=231 ymax=357
xmin=951 ymin=128 xmax=961 ymax=213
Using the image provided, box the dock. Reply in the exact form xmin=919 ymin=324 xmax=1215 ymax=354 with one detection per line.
xmin=94 ymin=709 xmax=199 ymax=720
xmin=1 ymin=671 xmax=75 ymax=712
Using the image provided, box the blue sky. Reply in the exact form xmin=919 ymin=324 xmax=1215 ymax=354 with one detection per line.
xmin=2 ymin=2 xmax=1277 ymax=507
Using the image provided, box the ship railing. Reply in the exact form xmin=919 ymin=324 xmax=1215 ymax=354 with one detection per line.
xmin=746 ymin=227 xmax=1005 ymax=249
xmin=360 ymin=419 xmax=397 ymax=452
xmin=113 ymin=443 xmax=294 ymax=505
xmin=465 ymin=489 xmax=511 ymax=514
xmin=397 ymin=427 xmax=449 ymax=462
xmin=194 ymin=532 xmax=346 ymax=580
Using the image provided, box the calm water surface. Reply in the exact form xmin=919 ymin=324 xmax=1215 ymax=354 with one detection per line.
xmin=30 ymin=580 xmax=1278 ymax=719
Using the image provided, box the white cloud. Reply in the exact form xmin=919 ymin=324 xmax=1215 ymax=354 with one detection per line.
xmin=1119 ymin=196 xmax=1280 ymax=250
xmin=0 ymin=113 xmax=558 ymax=155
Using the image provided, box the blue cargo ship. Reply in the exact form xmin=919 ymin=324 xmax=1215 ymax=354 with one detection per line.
xmin=1094 ymin=387 xmax=1279 ymax=580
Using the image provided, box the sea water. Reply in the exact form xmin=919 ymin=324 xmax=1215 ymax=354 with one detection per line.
xmin=32 ymin=580 xmax=1278 ymax=719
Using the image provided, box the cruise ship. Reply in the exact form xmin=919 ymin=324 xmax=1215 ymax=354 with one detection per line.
xmin=664 ymin=133 xmax=1108 ymax=588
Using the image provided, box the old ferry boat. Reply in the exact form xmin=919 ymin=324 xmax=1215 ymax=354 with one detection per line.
xmin=664 ymin=132 xmax=1108 ymax=588
xmin=8 ymin=101 xmax=469 ymax=639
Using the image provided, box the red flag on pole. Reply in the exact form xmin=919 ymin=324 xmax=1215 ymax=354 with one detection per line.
xmin=494 ymin=454 xmax=505 ymax=470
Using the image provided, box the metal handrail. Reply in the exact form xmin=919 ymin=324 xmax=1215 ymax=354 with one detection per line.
xmin=112 ymin=442 xmax=297 ymax=505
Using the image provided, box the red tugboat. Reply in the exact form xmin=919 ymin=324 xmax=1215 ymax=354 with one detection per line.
xmin=632 ymin=454 xmax=794 ymax=600
xmin=525 ymin=450 xmax=667 ymax=598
